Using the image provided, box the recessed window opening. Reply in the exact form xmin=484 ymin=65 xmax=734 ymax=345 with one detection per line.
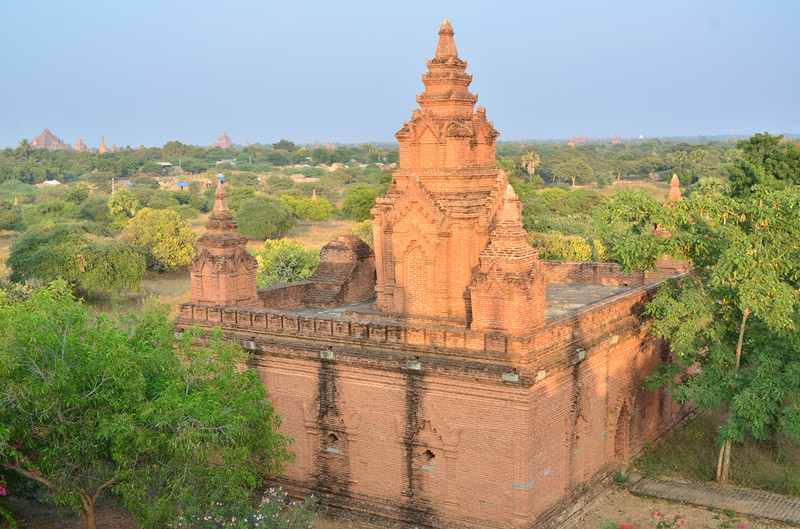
xmin=423 ymin=449 xmax=435 ymax=462
xmin=327 ymin=433 xmax=339 ymax=444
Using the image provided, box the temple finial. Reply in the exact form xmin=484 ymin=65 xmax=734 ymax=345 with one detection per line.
xmin=435 ymin=18 xmax=458 ymax=58
xmin=214 ymin=182 xmax=229 ymax=213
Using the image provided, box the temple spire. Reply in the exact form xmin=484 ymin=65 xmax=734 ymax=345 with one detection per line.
xmin=213 ymin=183 xmax=230 ymax=214
xmin=668 ymin=174 xmax=682 ymax=202
xmin=435 ymin=18 xmax=458 ymax=58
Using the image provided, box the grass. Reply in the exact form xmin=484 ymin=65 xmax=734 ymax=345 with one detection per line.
xmin=84 ymin=269 xmax=192 ymax=319
xmin=283 ymin=219 xmax=358 ymax=249
xmin=634 ymin=408 xmax=800 ymax=496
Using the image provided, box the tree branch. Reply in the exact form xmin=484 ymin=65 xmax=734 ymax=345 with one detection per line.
xmin=8 ymin=461 xmax=59 ymax=493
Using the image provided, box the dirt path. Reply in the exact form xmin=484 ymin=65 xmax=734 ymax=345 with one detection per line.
xmin=6 ymin=487 xmax=794 ymax=529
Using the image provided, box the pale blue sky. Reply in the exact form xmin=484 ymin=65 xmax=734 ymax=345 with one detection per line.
xmin=2 ymin=0 xmax=798 ymax=149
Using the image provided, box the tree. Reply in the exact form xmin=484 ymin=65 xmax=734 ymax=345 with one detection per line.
xmin=7 ymin=226 xmax=145 ymax=295
xmin=121 ymin=208 xmax=197 ymax=271
xmin=233 ymin=196 xmax=296 ymax=239
xmin=552 ymin=159 xmax=594 ymax=187
xmin=251 ymin=239 xmax=320 ymax=288
xmin=727 ymin=133 xmax=800 ymax=197
xmin=690 ymin=148 xmax=707 ymax=178
xmin=522 ymin=150 xmax=541 ymax=183
xmin=64 ymin=183 xmax=90 ymax=204
xmin=597 ymin=138 xmax=800 ymax=484
xmin=342 ymin=185 xmax=377 ymax=222
xmin=0 ymin=200 xmax=21 ymax=231
xmin=0 ymin=281 xmax=292 ymax=529
xmin=107 ymin=189 xmax=140 ymax=227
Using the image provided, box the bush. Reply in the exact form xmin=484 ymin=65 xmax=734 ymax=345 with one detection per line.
xmin=122 ymin=208 xmax=196 ymax=271
xmin=234 ymin=196 xmax=296 ymax=239
xmin=7 ymin=226 xmax=145 ymax=294
xmin=251 ymin=240 xmax=320 ymax=288
xmin=527 ymin=232 xmax=593 ymax=261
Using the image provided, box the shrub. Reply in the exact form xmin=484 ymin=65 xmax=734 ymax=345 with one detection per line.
xmin=251 ymin=240 xmax=320 ymax=288
xmin=234 ymin=196 xmax=296 ymax=239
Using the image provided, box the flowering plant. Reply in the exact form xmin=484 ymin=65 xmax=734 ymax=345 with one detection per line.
xmin=175 ymin=487 xmax=322 ymax=529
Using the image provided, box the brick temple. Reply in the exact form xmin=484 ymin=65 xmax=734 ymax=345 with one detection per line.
xmin=178 ymin=19 xmax=688 ymax=529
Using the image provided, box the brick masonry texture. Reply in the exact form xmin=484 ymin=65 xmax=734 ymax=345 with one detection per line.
xmin=181 ymin=19 xmax=689 ymax=529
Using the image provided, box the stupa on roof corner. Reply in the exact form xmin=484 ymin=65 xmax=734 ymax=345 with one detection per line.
xmin=189 ymin=184 xmax=258 ymax=307
xmin=370 ymin=17 xmax=547 ymax=331
xmin=212 ymin=129 xmax=233 ymax=149
xmin=31 ymin=128 xmax=69 ymax=151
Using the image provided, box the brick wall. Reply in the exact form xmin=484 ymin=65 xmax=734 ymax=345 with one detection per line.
xmin=257 ymin=282 xmax=310 ymax=309
xmin=177 ymin=281 xmax=689 ymax=529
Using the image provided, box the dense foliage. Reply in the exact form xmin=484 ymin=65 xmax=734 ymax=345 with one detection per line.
xmin=234 ymin=196 xmax=297 ymax=239
xmin=251 ymin=239 xmax=320 ymax=288
xmin=121 ymin=208 xmax=197 ymax=271
xmin=7 ymin=226 xmax=145 ymax=294
xmin=0 ymin=281 xmax=292 ymax=529
xmin=598 ymin=133 xmax=800 ymax=483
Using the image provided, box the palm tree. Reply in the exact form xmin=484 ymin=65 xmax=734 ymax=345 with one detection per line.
xmin=522 ymin=150 xmax=540 ymax=183
xmin=691 ymin=149 xmax=707 ymax=178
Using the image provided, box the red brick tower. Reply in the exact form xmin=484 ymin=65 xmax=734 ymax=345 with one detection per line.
xmin=469 ymin=185 xmax=548 ymax=333
xmin=371 ymin=19 xmax=545 ymax=326
xmin=98 ymin=136 xmax=108 ymax=154
xmin=189 ymin=184 xmax=259 ymax=306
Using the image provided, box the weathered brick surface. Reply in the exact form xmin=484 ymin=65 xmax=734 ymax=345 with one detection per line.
xmin=302 ymin=235 xmax=376 ymax=308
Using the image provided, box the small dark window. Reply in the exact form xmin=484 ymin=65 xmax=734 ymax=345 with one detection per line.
xmin=423 ymin=449 xmax=435 ymax=462
xmin=327 ymin=432 xmax=339 ymax=445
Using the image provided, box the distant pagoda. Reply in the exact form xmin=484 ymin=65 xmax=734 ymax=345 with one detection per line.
xmin=212 ymin=129 xmax=233 ymax=149
xmin=31 ymin=128 xmax=69 ymax=151
xmin=73 ymin=138 xmax=87 ymax=152
xmin=98 ymin=136 xmax=108 ymax=154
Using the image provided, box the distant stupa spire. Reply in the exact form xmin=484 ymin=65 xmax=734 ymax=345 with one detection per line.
xmin=668 ymin=174 xmax=682 ymax=202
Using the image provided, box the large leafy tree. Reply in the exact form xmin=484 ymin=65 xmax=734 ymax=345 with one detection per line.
xmin=0 ymin=281 xmax=292 ymax=529
xmin=597 ymin=133 xmax=800 ymax=484
xmin=121 ymin=207 xmax=197 ymax=271
xmin=234 ymin=196 xmax=296 ymax=239
xmin=342 ymin=185 xmax=377 ymax=222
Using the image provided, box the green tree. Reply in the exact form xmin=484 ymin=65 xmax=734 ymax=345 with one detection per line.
xmin=64 ymin=183 xmax=90 ymax=204
xmin=552 ymin=159 xmax=594 ymax=187
xmin=522 ymin=150 xmax=541 ymax=183
xmin=7 ymin=226 xmax=145 ymax=295
xmin=107 ymin=189 xmax=140 ymax=227
xmin=121 ymin=208 xmax=196 ymax=271
xmin=690 ymin=148 xmax=707 ymax=178
xmin=251 ymin=239 xmax=320 ymax=288
xmin=727 ymin=133 xmax=800 ymax=197
xmin=234 ymin=196 xmax=296 ymax=239
xmin=0 ymin=200 xmax=22 ymax=231
xmin=597 ymin=141 xmax=800 ymax=484
xmin=342 ymin=185 xmax=377 ymax=222
xmin=0 ymin=281 xmax=292 ymax=529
